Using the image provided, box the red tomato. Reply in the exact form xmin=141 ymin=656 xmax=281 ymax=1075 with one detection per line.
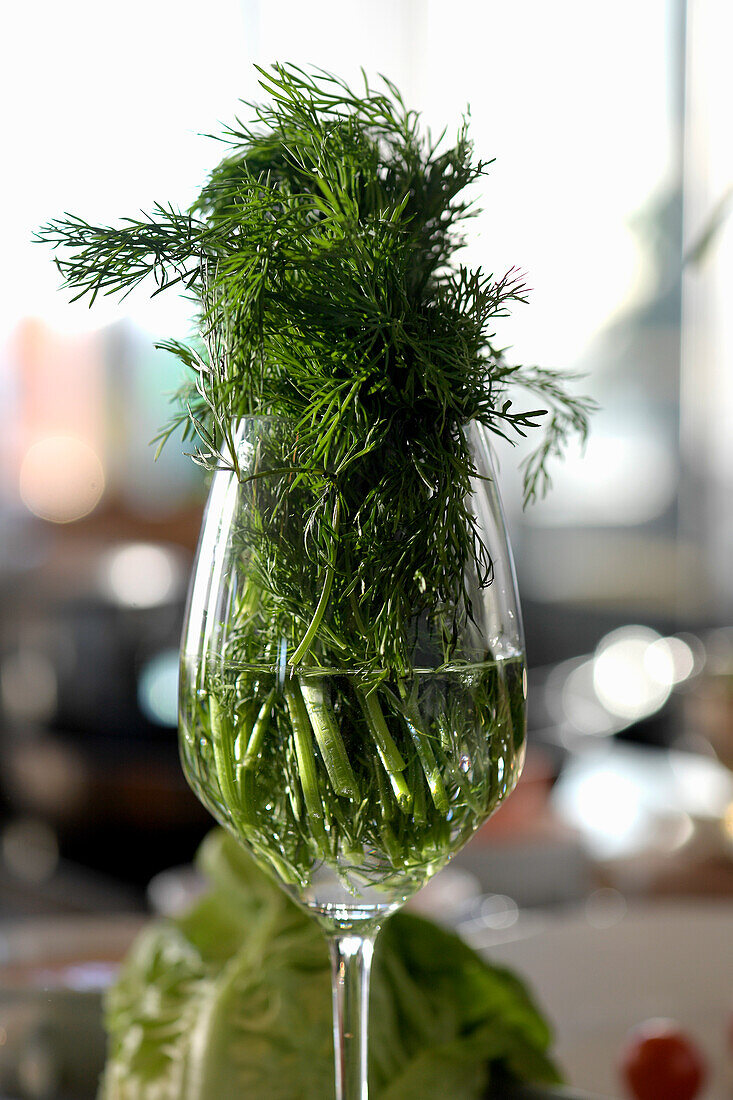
xmin=619 ymin=1018 xmax=706 ymax=1100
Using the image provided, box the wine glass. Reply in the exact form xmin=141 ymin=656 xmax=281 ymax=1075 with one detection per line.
xmin=178 ymin=416 xmax=526 ymax=1099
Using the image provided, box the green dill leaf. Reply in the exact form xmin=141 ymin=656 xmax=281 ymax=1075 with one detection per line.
xmin=35 ymin=63 xmax=594 ymax=668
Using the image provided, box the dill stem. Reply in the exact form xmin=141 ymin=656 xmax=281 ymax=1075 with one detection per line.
xmin=436 ymin=712 xmax=454 ymax=753
xmin=436 ymin=742 xmax=481 ymax=814
xmin=242 ymin=688 xmax=276 ymax=768
xmin=328 ymin=797 xmax=364 ymax=863
xmin=378 ymin=820 xmax=405 ymax=869
xmin=375 ymin=767 xmax=404 ymax=868
xmin=251 ymin=839 xmax=303 ymax=887
xmin=285 ymin=742 xmax=304 ymax=822
xmin=409 ymin=759 xmax=427 ymax=827
xmin=374 ymin=763 xmax=395 ymax=822
xmin=355 ymin=686 xmax=412 ymax=812
xmin=210 ymin=693 xmax=257 ymax=830
xmin=209 ymin=694 xmax=239 ymax=812
xmin=398 ymin=684 xmax=450 ymax=814
xmin=283 ymin=679 xmax=329 ymax=854
xmin=299 ymin=679 xmax=360 ymax=801
xmin=236 ymin=575 xmax=261 ymax=621
xmin=289 ymin=494 xmax=340 ymax=667
xmin=238 ymin=769 xmax=257 ymax=829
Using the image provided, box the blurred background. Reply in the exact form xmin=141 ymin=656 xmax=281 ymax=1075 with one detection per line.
xmin=1 ymin=0 xmax=733 ymax=921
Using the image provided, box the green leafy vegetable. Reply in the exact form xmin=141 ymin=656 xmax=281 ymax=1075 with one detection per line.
xmin=99 ymin=831 xmax=561 ymax=1100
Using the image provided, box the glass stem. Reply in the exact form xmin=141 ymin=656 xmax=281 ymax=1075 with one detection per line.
xmin=328 ymin=931 xmax=377 ymax=1100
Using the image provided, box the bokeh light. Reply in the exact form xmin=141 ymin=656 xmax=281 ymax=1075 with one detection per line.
xmin=593 ymin=627 xmax=673 ymax=721
xmin=100 ymin=543 xmax=182 ymax=608
xmin=138 ymin=649 xmax=180 ymax=727
xmin=19 ymin=435 xmax=104 ymax=523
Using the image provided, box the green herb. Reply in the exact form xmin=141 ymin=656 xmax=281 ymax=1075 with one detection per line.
xmin=36 ymin=63 xmax=593 ymax=508
xmin=36 ymin=62 xmax=593 ymax=656
xmin=37 ymin=64 xmax=593 ymax=893
xmin=98 ymin=829 xmax=561 ymax=1100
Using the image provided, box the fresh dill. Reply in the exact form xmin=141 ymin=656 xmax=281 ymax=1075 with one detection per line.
xmin=37 ymin=63 xmax=593 ymax=509
xmin=37 ymin=65 xmax=595 ymax=886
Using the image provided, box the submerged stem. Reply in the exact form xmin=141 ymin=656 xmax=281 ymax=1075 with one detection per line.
xmin=283 ymin=679 xmax=329 ymax=855
xmin=355 ymin=686 xmax=412 ymax=812
xmin=242 ymin=688 xmax=276 ymax=768
xmin=398 ymin=684 xmax=450 ymax=814
xmin=210 ymin=693 xmax=259 ymax=833
xmin=300 ymin=679 xmax=360 ymax=801
xmin=209 ymin=695 xmax=239 ymax=811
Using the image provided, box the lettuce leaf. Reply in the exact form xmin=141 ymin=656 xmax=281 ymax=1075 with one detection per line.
xmin=99 ymin=831 xmax=560 ymax=1100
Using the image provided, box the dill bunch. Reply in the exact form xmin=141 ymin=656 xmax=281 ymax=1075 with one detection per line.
xmin=37 ymin=64 xmax=598 ymax=897
xmin=37 ymin=63 xmax=593 ymax=671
